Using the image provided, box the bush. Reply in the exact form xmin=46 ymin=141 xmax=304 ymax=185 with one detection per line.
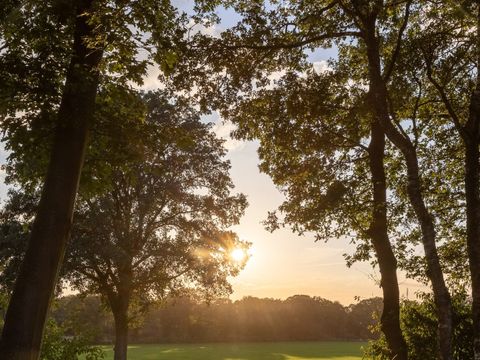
xmin=40 ymin=318 xmax=104 ymax=360
xmin=364 ymin=293 xmax=473 ymax=359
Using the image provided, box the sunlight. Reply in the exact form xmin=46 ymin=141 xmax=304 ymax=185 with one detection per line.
xmin=230 ymin=248 xmax=247 ymax=262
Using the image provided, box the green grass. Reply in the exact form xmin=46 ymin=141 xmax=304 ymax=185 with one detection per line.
xmin=88 ymin=341 xmax=366 ymax=360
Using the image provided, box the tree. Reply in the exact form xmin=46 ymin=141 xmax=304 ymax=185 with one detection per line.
xmin=347 ymin=297 xmax=384 ymax=340
xmin=168 ymin=1 xmax=429 ymax=358
xmin=0 ymin=1 xmax=189 ymax=358
xmin=405 ymin=3 xmax=480 ymax=357
xmin=62 ymin=91 xmax=248 ymax=360
xmin=169 ymin=1 xmax=468 ymax=358
xmin=227 ymin=69 xmax=408 ymax=359
xmin=0 ymin=2 xmax=103 ymax=357
xmin=45 ymin=293 xmax=384 ymax=343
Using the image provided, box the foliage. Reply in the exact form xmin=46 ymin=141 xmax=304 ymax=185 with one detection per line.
xmin=40 ymin=319 xmax=104 ymax=360
xmin=0 ymin=88 xmax=248 ymax=329
xmin=170 ymin=0 xmax=473 ymax=298
xmin=0 ymin=0 xmax=189 ymax=190
xmin=0 ymin=190 xmax=36 ymax=291
xmin=63 ymin=90 xmax=248 ymax=314
xmin=168 ymin=0 xmax=409 ymax=267
xmin=49 ymin=294 xmax=382 ymax=343
xmin=0 ymin=292 xmax=104 ymax=360
xmin=364 ymin=293 xmax=473 ymax=360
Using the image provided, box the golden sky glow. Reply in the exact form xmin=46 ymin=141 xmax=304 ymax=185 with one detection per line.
xmin=214 ymin=129 xmax=427 ymax=305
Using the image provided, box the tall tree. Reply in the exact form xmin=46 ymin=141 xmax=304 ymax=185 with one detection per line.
xmin=0 ymin=90 xmax=249 ymax=360
xmin=169 ymin=1 xmax=466 ymax=358
xmin=0 ymin=3 xmax=103 ymax=358
xmin=0 ymin=1 xmax=188 ymax=358
xmin=356 ymin=3 xmax=453 ymax=357
xmin=405 ymin=2 xmax=480 ymax=357
xmin=174 ymin=27 xmax=408 ymax=360
xmin=65 ymin=92 xmax=248 ymax=360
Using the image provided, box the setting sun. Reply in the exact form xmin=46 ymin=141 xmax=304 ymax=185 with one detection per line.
xmin=230 ymin=248 xmax=246 ymax=262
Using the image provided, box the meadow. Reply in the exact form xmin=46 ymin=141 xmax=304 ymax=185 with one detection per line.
xmin=88 ymin=341 xmax=366 ymax=360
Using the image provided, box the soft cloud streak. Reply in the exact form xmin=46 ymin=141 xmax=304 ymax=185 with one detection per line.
xmin=213 ymin=120 xmax=246 ymax=152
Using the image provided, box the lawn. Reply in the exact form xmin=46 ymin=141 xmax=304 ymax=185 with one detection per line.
xmin=87 ymin=341 xmax=367 ymax=360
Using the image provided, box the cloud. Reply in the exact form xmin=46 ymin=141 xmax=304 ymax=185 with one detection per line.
xmin=139 ymin=65 xmax=166 ymax=91
xmin=212 ymin=119 xmax=246 ymax=152
xmin=187 ymin=19 xmax=223 ymax=39
xmin=313 ymin=60 xmax=332 ymax=74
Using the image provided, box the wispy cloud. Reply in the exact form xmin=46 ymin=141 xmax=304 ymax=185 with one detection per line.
xmin=213 ymin=120 xmax=246 ymax=152
xmin=140 ymin=65 xmax=165 ymax=91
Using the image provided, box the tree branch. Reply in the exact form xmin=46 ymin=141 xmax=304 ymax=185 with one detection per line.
xmin=425 ymin=63 xmax=465 ymax=138
xmin=383 ymin=0 xmax=412 ymax=82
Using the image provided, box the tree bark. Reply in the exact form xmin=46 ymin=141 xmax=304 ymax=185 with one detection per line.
xmin=464 ymin=89 xmax=480 ymax=360
xmin=108 ymin=271 xmax=132 ymax=360
xmin=0 ymin=1 xmax=102 ymax=359
xmin=368 ymin=120 xmax=408 ymax=360
xmin=465 ymin=6 xmax=480 ymax=358
xmin=112 ymin=307 xmax=129 ymax=360
xmin=363 ymin=22 xmax=453 ymax=360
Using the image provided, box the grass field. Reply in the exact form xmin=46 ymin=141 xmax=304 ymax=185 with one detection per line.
xmin=88 ymin=341 xmax=367 ymax=360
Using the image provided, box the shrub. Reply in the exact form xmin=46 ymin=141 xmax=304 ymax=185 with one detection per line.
xmin=364 ymin=293 xmax=473 ymax=359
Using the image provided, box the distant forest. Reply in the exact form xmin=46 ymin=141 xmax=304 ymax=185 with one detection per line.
xmin=51 ymin=295 xmax=382 ymax=344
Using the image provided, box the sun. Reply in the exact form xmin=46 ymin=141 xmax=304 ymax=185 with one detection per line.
xmin=230 ymin=248 xmax=246 ymax=262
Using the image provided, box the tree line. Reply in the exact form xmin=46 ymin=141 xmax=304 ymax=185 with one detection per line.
xmin=45 ymin=294 xmax=383 ymax=344
xmin=1 ymin=1 xmax=480 ymax=360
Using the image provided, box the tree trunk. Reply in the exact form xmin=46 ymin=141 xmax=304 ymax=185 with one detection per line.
xmin=0 ymin=1 xmax=102 ymax=359
xmin=363 ymin=23 xmax=452 ymax=360
xmin=465 ymin=89 xmax=480 ymax=360
xmin=108 ymin=274 xmax=132 ymax=360
xmin=113 ymin=308 xmax=129 ymax=360
xmin=368 ymin=120 xmax=408 ymax=360
xmin=466 ymin=6 xmax=480 ymax=358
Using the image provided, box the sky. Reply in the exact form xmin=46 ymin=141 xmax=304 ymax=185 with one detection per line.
xmin=0 ymin=1 xmax=427 ymax=306
xmin=200 ymin=114 xmax=425 ymax=305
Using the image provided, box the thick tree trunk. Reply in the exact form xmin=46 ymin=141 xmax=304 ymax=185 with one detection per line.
xmin=108 ymin=273 xmax=132 ymax=360
xmin=465 ymin=89 xmax=480 ymax=360
xmin=363 ymin=25 xmax=452 ymax=360
xmin=466 ymin=7 xmax=480 ymax=358
xmin=113 ymin=309 xmax=129 ymax=360
xmin=368 ymin=120 xmax=408 ymax=360
xmin=0 ymin=2 xmax=102 ymax=359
